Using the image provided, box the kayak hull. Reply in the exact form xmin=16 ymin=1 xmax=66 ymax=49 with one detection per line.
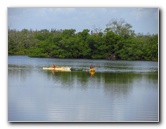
xmin=90 ymin=68 xmax=95 ymax=72
xmin=43 ymin=67 xmax=71 ymax=72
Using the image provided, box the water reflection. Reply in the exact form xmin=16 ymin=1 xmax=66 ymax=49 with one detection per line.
xmin=8 ymin=56 xmax=158 ymax=122
xmin=9 ymin=66 xmax=158 ymax=92
xmin=104 ymin=72 xmax=157 ymax=95
xmin=89 ymin=71 xmax=95 ymax=77
xmin=8 ymin=68 xmax=31 ymax=87
xmin=41 ymin=70 xmax=158 ymax=94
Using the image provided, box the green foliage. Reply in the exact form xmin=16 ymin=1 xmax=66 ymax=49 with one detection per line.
xmin=8 ymin=20 xmax=158 ymax=61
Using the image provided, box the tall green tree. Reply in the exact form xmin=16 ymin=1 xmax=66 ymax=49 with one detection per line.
xmin=8 ymin=20 xmax=158 ymax=61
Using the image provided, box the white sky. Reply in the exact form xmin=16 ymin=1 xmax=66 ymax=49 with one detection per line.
xmin=8 ymin=7 xmax=158 ymax=34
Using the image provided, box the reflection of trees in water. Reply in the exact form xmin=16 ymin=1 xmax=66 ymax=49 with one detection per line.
xmin=45 ymin=71 xmax=90 ymax=90
xmin=45 ymin=71 xmax=102 ymax=90
xmin=104 ymin=73 xmax=134 ymax=97
xmin=143 ymin=72 xmax=158 ymax=88
xmin=8 ymin=68 xmax=31 ymax=82
xmin=44 ymin=71 xmax=158 ymax=94
xmin=104 ymin=72 xmax=158 ymax=96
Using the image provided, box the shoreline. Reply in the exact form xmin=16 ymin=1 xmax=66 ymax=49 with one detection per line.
xmin=8 ymin=55 xmax=158 ymax=62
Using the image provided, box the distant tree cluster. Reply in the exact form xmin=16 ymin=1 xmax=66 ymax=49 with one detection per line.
xmin=8 ymin=19 xmax=158 ymax=61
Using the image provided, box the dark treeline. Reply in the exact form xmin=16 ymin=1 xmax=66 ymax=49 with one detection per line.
xmin=8 ymin=19 xmax=158 ymax=61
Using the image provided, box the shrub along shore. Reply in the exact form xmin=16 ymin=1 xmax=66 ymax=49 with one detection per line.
xmin=8 ymin=19 xmax=158 ymax=61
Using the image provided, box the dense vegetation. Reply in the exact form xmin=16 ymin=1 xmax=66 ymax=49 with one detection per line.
xmin=8 ymin=19 xmax=158 ymax=61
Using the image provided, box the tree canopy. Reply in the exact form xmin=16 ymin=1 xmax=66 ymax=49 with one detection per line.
xmin=8 ymin=19 xmax=158 ymax=61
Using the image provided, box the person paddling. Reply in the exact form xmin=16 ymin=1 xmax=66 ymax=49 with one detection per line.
xmin=86 ymin=64 xmax=95 ymax=72
xmin=90 ymin=64 xmax=94 ymax=69
xmin=52 ymin=64 xmax=55 ymax=68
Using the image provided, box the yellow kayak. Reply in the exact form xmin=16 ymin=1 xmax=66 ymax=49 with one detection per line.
xmin=90 ymin=68 xmax=95 ymax=72
xmin=43 ymin=66 xmax=71 ymax=72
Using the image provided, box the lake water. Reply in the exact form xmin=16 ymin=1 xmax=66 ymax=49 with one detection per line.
xmin=8 ymin=56 xmax=159 ymax=122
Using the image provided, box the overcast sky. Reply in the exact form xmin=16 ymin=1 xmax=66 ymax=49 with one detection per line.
xmin=8 ymin=8 xmax=158 ymax=34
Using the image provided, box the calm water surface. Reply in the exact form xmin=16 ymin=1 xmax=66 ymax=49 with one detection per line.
xmin=8 ymin=56 xmax=159 ymax=122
